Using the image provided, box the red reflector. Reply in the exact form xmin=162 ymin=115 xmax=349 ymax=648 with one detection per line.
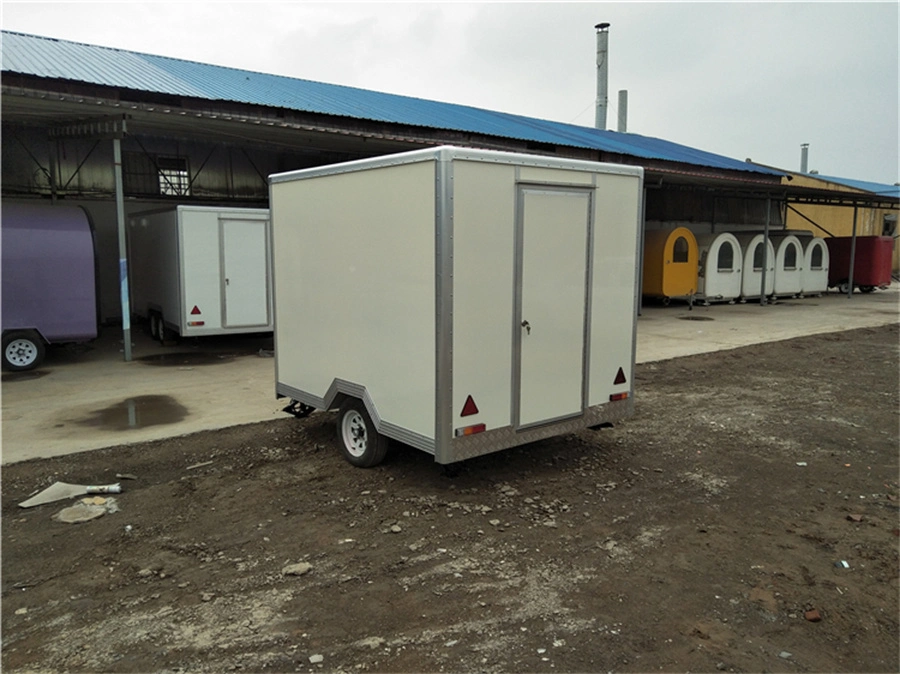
xmin=187 ymin=321 xmax=205 ymax=327
xmin=455 ymin=423 xmax=486 ymax=437
xmin=461 ymin=395 xmax=479 ymax=417
xmin=614 ymin=367 xmax=627 ymax=385
xmin=190 ymin=305 xmax=202 ymax=315
xmin=610 ymin=392 xmax=629 ymax=402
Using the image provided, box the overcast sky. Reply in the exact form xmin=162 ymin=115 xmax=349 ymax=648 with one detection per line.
xmin=2 ymin=1 xmax=898 ymax=184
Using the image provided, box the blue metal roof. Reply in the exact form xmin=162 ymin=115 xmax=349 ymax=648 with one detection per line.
xmin=2 ymin=30 xmax=784 ymax=177
xmin=809 ymin=174 xmax=900 ymax=199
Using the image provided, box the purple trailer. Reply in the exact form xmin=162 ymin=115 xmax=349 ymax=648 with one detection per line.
xmin=2 ymin=202 xmax=98 ymax=371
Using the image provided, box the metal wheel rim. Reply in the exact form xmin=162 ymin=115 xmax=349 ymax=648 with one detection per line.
xmin=341 ymin=410 xmax=368 ymax=458
xmin=5 ymin=339 xmax=38 ymax=367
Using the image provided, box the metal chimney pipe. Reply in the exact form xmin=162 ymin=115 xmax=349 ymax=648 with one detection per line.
xmin=617 ymin=89 xmax=628 ymax=132
xmin=800 ymin=143 xmax=809 ymax=173
xmin=595 ymin=23 xmax=610 ymax=130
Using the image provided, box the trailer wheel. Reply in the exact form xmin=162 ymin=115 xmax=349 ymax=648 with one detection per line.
xmin=2 ymin=330 xmax=46 ymax=372
xmin=838 ymin=280 xmax=853 ymax=294
xmin=337 ymin=398 xmax=388 ymax=468
xmin=156 ymin=314 xmax=176 ymax=344
xmin=149 ymin=313 xmax=161 ymax=341
xmin=859 ymin=285 xmax=875 ymax=293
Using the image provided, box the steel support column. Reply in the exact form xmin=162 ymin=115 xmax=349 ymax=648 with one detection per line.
xmin=847 ymin=207 xmax=859 ymax=299
xmin=759 ymin=197 xmax=771 ymax=306
xmin=51 ymin=115 xmax=132 ymax=361
xmin=113 ymin=136 xmax=132 ymax=361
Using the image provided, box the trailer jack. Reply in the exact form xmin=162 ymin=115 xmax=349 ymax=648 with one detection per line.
xmin=282 ymin=399 xmax=315 ymax=419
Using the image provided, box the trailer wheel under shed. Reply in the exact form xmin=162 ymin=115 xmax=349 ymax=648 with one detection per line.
xmin=270 ymin=146 xmax=644 ymax=466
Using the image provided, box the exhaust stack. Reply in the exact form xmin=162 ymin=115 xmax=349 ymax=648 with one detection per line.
xmin=800 ymin=143 xmax=809 ymax=173
xmin=595 ymin=23 xmax=610 ymax=130
xmin=617 ymin=90 xmax=628 ymax=132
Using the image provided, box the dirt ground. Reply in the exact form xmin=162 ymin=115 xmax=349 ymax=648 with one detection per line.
xmin=2 ymin=324 xmax=898 ymax=674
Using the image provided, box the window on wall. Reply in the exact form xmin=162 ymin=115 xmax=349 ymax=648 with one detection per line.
xmin=673 ymin=236 xmax=689 ymax=263
xmin=123 ymin=152 xmax=191 ymax=197
xmin=784 ymin=243 xmax=798 ymax=270
xmin=752 ymin=243 xmax=765 ymax=271
xmin=157 ymin=156 xmax=190 ymax=196
xmin=811 ymin=245 xmax=823 ymax=270
xmin=717 ymin=242 xmax=734 ymax=271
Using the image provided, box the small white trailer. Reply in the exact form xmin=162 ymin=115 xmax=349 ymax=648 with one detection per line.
xmin=800 ymin=236 xmax=829 ymax=296
xmin=695 ymin=232 xmax=743 ymax=305
xmin=769 ymin=233 xmax=805 ymax=298
xmin=735 ymin=233 xmax=776 ymax=300
xmin=128 ymin=205 xmax=272 ymax=341
xmin=269 ymin=146 xmax=644 ymax=467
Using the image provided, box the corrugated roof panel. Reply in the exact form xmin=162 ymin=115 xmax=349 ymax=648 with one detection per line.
xmin=812 ymin=174 xmax=900 ymax=198
xmin=2 ymin=31 xmax=206 ymax=96
xmin=2 ymin=30 xmax=784 ymax=177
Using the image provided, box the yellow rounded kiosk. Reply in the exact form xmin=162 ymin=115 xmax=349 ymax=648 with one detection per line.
xmin=642 ymin=227 xmax=699 ymax=305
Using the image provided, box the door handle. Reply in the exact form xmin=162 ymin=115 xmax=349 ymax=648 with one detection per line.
xmin=521 ymin=320 xmax=531 ymax=335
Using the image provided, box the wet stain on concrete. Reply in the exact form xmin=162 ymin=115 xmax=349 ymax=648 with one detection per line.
xmin=74 ymin=395 xmax=188 ymax=431
xmin=2 ymin=370 xmax=49 ymax=383
xmin=137 ymin=352 xmax=235 ymax=367
xmin=678 ymin=316 xmax=715 ymax=321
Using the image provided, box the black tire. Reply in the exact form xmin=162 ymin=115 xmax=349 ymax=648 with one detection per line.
xmin=158 ymin=314 xmax=177 ymax=344
xmin=149 ymin=313 xmax=161 ymax=341
xmin=2 ymin=330 xmax=46 ymax=372
xmin=859 ymin=285 xmax=875 ymax=293
xmin=150 ymin=311 xmax=178 ymax=346
xmin=838 ymin=280 xmax=852 ymax=294
xmin=336 ymin=398 xmax=389 ymax=468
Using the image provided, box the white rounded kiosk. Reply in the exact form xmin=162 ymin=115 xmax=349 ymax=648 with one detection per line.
xmin=695 ymin=232 xmax=743 ymax=304
xmin=734 ymin=233 xmax=775 ymax=300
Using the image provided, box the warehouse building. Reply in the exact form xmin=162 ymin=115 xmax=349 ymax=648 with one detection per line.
xmin=2 ymin=30 xmax=896 ymax=329
xmin=780 ymin=172 xmax=900 ymax=272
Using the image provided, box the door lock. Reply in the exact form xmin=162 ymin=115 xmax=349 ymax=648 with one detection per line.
xmin=521 ymin=320 xmax=531 ymax=335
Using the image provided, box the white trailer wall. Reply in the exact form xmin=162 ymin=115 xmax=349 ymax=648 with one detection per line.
xmin=272 ymin=160 xmax=437 ymax=442
xmin=588 ymin=171 xmax=642 ymax=406
xmin=450 ymin=160 xmax=516 ymax=434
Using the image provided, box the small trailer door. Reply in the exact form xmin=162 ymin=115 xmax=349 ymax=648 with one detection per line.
xmin=515 ymin=186 xmax=592 ymax=428
xmin=221 ymin=216 xmax=270 ymax=328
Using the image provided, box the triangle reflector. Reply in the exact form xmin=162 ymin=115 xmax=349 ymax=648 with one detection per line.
xmin=460 ymin=395 xmax=479 ymax=417
xmin=190 ymin=305 xmax=202 ymax=315
xmin=614 ymin=367 xmax=627 ymax=385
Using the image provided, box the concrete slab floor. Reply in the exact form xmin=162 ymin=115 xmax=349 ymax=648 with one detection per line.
xmin=2 ymin=285 xmax=897 ymax=464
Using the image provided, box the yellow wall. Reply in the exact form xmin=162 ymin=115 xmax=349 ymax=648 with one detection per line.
xmin=783 ymin=174 xmax=899 ymax=272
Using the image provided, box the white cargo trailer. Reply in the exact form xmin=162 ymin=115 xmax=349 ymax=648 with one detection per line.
xmin=128 ymin=205 xmax=272 ymax=341
xmin=269 ymin=147 xmax=644 ymax=466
